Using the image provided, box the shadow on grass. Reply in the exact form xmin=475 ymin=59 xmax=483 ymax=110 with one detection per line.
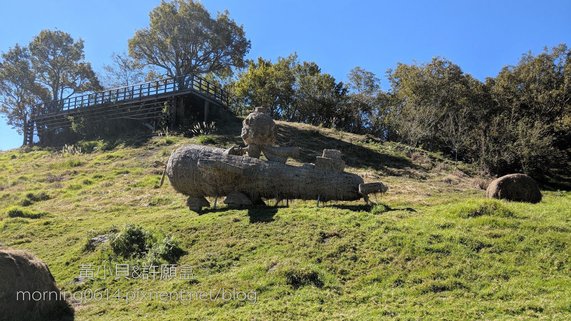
xmin=198 ymin=203 xmax=280 ymax=223
xmin=247 ymin=207 xmax=278 ymax=223
xmin=329 ymin=203 xmax=417 ymax=213
xmin=276 ymin=124 xmax=415 ymax=171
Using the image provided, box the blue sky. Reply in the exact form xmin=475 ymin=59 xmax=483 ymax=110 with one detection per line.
xmin=1 ymin=0 xmax=570 ymax=150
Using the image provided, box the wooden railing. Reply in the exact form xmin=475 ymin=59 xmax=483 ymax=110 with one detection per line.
xmin=35 ymin=73 xmax=229 ymax=118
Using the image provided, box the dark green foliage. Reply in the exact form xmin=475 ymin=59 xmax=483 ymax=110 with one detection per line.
xmin=147 ymin=236 xmax=186 ymax=264
xmin=384 ymin=45 xmax=570 ymax=180
xmin=110 ymin=224 xmax=152 ymax=258
xmin=6 ymin=206 xmax=46 ymax=219
xmin=233 ymin=55 xmax=357 ymax=130
xmin=110 ymin=225 xmax=185 ymax=264
xmin=20 ymin=199 xmax=33 ymax=206
xmin=233 ymin=45 xmax=569 ymax=181
xmin=26 ymin=191 xmax=50 ymax=202
xmin=20 ymin=191 xmax=50 ymax=206
xmin=284 ymin=268 xmax=324 ymax=289
xmin=129 ymin=0 xmax=250 ymax=78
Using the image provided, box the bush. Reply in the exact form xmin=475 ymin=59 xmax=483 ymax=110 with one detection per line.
xmin=20 ymin=191 xmax=51 ymax=206
xmin=147 ymin=236 xmax=185 ymax=265
xmin=109 ymin=225 xmax=185 ymax=263
xmin=76 ymin=140 xmax=104 ymax=153
xmin=157 ymin=236 xmax=185 ymax=263
xmin=370 ymin=204 xmax=390 ymax=215
xmin=20 ymin=199 xmax=33 ymax=207
xmin=110 ymin=225 xmax=153 ymax=258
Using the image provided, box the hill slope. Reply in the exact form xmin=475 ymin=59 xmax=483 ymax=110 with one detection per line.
xmin=1 ymin=121 xmax=570 ymax=320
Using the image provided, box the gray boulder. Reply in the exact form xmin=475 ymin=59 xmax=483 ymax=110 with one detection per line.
xmin=0 ymin=249 xmax=73 ymax=321
xmin=485 ymin=173 xmax=542 ymax=203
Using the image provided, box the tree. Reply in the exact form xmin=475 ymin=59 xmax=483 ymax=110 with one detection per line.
xmin=29 ymin=30 xmax=101 ymax=105
xmin=129 ymin=0 xmax=250 ymax=85
xmin=232 ymin=54 xmax=347 ymax=128
xmin=102 ymin=52 xmax=147 ymax=88
xmin=232 ymin=54 xmax=297 ymax=116
xmin=343 ymin=67 xmax=382 ymax=134
xmin=348 ymin=67 xmax=380 ymax=94
xmin=293 ymin=62 xmax=347 ymax=128
xmin=0 ymin=45 xmax=46 ymax=144
xmin=1 ymin=30 xmax=101 ymax=145
xmin=487 ymin=44 xmax=570 ymax=177
xmin=387 ymin=58 xmax=483 ymax=153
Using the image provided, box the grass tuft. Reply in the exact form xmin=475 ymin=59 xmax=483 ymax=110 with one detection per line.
xmin=20 ymin=191 xmax=51 ymax=206
xmin=456 ymin=200 xmax=516 ymax=218
xmin=6 ymin=206 xmax=46 ymax=219
xmin=195 ymin=135 xmax=217 ymax=145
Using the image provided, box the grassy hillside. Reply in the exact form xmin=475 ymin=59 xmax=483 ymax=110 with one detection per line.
xmin=1 ymin=120 xmax=570 ymax=320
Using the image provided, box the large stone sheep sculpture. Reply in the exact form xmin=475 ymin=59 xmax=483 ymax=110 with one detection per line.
xmin=166 ymin=107 xmax=388 ymax=212
xmin=0 ymin=249 xmax=74 ymax=321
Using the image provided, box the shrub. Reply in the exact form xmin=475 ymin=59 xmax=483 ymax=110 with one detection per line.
xmin=109 ymin=225 xmax=185 ymax=263
xmin=147 ymin=236 xmax=186 ymax=265
xmin=158 ymin=236 xmax=185 ymax=263
xmin=20 ymin=199 xmax=33 ymax=207
xmin=370 ymin=204 xmax=390 ymax=215
xmin=76 ymin=140 xmax=104 ymax=153
xmin=110 ymin=225 xmax=153 ymax=258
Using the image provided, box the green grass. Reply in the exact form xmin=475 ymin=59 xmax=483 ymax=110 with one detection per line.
xmin=5 ymin=206 xmax=47 ymax=219
xmin=0 ymin=122 xmax=570 ymax=320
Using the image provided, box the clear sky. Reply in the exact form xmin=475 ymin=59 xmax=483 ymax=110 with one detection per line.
xmin=1 ymin=0 xmax=570 ymax=150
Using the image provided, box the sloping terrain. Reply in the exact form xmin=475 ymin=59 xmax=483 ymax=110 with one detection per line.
xmin=0 ymin=121 xmax=570 ymax=320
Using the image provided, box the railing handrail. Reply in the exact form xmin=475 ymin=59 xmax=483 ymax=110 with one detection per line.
xmin=33 ymin=73 xmax=229 ymax=117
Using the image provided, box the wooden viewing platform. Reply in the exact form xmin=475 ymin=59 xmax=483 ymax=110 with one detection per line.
xmin=25 ymin=73 xmax=229 ymax=145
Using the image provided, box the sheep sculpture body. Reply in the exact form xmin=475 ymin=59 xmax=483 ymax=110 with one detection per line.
xmin=166 ymin=107 xmax=388 ymax=212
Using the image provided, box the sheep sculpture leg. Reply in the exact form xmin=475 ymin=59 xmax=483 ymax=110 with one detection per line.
xmin=186 ymin=196 xmax=210 ymax=213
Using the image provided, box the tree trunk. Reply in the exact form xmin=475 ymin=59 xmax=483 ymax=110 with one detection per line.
xmin=22 ymin=116 xmax=28 ymax=146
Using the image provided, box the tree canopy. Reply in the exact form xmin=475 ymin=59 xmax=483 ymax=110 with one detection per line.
xmin=0 ymin=30 xmax=100 ymax=143
xmin=0 ymin=1 xmax=567 ymax=181
xmin=29 ymin=30 xmax=100 ymax=102
xmin=102 ymin=52 xmax=147 ymax=88
xmin=231 ymin=45 xmax=570 ymax=180
xmin=129 ymin=0 xmax=250 ymax=83
xmin=0 ymin=45 xmax=43 ymax=140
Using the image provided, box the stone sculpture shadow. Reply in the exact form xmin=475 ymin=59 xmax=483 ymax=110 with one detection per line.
xmin=247 ymin=207 xmax=279 ymax=223
xmin=275 ymin=124 xmax=415 ymax=172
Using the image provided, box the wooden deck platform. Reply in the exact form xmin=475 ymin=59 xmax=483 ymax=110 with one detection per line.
xmin=26 ymin=74 xmax=229 ymax=145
